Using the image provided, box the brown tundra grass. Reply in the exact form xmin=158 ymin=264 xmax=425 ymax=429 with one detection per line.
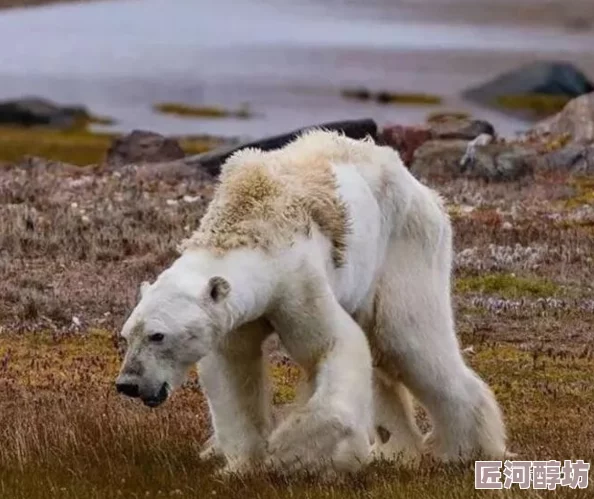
xmin=0 ymin=159 xmax=593 ymax=498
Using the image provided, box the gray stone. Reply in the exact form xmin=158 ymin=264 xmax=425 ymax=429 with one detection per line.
xmin=106 ymin=130 xmax=186 ymax=167
xmin=430 ymin=118 xmax=495 ymax=141
xmin=379 ymin=119 xmax=495 ymax=167
xmin=531 ymin=144 xmax=594 ymax=174
xmin=464 ymin=61 xmax=593 ymax=101
xmin=0 ymin=97 xmax=91 ymax=128
xmin=463 ymin=61 xmax=594 ymax=118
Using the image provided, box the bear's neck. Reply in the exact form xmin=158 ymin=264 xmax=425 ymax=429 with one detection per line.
xmin=178 ymin=248 xmax=279 ymax=329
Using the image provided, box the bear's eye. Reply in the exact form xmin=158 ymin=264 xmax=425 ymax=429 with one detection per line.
xmin=149 ymin=333 xmax=165 ymax=343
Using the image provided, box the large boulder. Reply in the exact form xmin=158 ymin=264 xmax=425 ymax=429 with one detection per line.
xmin=379 ymin=118 xmax=495 ymax=166
xmin=463 ymin=61 xmax=594 ymax=119
xmin=530 ymin=143 xmax=594 ymax=174
xmin=410 ymin=139 xmax=535 ymax=181
xmin=182 ymin=118 xmax=378 ymax=176
xmin=0 ymin=97 xmax=91 ymax=128
xmin=106 ymin=130 xmax=186 ymax=167
xmin=532 ymin=92 xmax=594 ymax=143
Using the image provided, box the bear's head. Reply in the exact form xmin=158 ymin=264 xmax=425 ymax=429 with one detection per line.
xmin=115 ymin=267 xmax=231 ymax=408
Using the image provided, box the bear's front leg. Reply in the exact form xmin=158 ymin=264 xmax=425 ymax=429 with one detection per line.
xmin=198 ymin=320 xmax=273 ymax=473
xmin=265 ymin=284 xmax=374 ymax=473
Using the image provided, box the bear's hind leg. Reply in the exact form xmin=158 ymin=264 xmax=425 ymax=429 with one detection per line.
xmin=372 ymin=237 xmax=507 ymax=462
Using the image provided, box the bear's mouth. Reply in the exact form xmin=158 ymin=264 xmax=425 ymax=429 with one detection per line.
xmin=141 ymin=382 xmax=169 ymax=408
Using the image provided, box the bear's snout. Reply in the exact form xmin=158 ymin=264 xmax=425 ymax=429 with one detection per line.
xmin=116 ymin=382 xmax=140 ymax=398
xmin=141 ymin=382 xmax=169 ymax=408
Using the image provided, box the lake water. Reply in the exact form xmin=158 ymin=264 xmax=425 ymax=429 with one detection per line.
xmin=0 ymin=0 xmax=593 ymax=139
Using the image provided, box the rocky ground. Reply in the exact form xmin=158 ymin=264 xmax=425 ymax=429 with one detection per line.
xmin=1 ymin=94 xmax=594 ymax=497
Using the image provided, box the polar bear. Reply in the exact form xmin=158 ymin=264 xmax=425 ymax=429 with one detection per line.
xmin=115 ymin=130 xmax=507 ymax=474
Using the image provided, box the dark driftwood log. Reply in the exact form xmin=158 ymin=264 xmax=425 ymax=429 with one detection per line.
xmin=183 ymin=118 xmax=378 ymax=176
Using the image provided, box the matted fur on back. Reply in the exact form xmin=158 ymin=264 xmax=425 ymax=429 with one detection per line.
xmin=179 ymin=130 xmax=378 ymax=267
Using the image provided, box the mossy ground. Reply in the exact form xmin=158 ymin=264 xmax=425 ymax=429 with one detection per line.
xmin=455 ymin=273 xmax=561 ymax=298
xmin=0 ymin=161 xmax=593 ymax=497
xmin=565 ymin=175 xmax=594 ymax=208
xmin=0 ymin=126 xmax=220 ymax=165
xmin=154 ymin=102 xmax=253 ymax=119
xmin=494 ymin=94 xmax=572 ymax=119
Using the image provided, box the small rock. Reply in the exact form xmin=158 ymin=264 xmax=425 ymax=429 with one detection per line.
xmin=341 ymin=87 xmax=372 ymax=100
xmin=379 ymin=124 xmax=432 ymax=166
xmin=166 ymin=199 xmax=178 ymax=206
xmin=106 ymin=130 xmax=185 ymax=167
xmin=182 ymin=195 xmax=201 ymax=203
xmin=502 ymin=221 xmax=513 ymax=230
xmin=430 ymin=118 xmax=495 ymax=141
xmin=410 ymin=139 xmax=469 ymax=178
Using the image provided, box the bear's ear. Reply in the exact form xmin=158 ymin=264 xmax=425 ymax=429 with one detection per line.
xmin=139 ymin=281 xmax=152 ymax=299
xmin=206 ymin=276 xmax=231 ymax=303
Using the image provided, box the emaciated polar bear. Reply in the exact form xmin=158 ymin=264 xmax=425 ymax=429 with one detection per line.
xmin=115 ymin=130 xmax=507 ymax=474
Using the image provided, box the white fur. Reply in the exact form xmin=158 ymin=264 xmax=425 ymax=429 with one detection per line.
xmin=116 ymin=131 xmax=507 ymax=475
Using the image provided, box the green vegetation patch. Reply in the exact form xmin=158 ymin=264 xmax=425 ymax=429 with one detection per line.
xmin=564 ymin=175 xmax=594 ymax=208
xmin=495 ymin=93 xmax=571 ymax=118
xmin=455 ymin=273 xmax=561 ymax=298
xmin=0 ymin=126 xmax=215 ymax=166
xmin=0 ymin=126 xmax=116 ymax=165
xmin=154 ymin=102 xmax=253 ymax=119
xmin=270 ymin=362 xmax=302 ymax=405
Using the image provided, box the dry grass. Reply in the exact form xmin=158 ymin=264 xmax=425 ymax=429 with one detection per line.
xmin=1 ymin=158 xmax=593 ymax=497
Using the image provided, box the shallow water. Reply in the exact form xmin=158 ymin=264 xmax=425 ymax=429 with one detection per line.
xmin=0 ymin=0 xmax=593 ymax=139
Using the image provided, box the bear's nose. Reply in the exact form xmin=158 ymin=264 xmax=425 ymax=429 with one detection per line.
xmin=116 ymin=382 xmax=140 ymax=398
